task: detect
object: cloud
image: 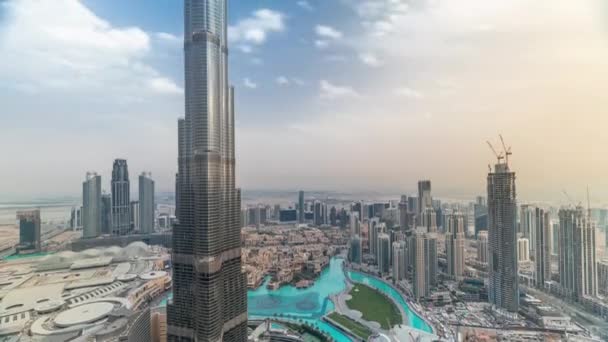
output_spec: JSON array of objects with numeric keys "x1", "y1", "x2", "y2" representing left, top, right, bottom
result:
[
  {"x1": 297, "y1": 1, "x2": 314, "y2": 11},
  {"x1": 148, "y1": 77, "x2": 184, "y2": 95},
  {"x1": 394, "y1": 87, "x2": 423, "y2": 99},
  {"x1": 155, "y1": 32, "x2": 180, "y2": 43},
  {"x1": 324, "y1": 55, "x2": 348, "y2": 63},
  {"x1": 351, "y1": 0, "x2": 410, "y2": 36},
  {"x1": 319, "y1": 80, "x2": 358, "y2": 99},
  {"x1": 276, "y1": 76, "x2": 290, "y2": 86},
  {"x1": 359, "y1": 52, "x2": 383, "y2": 67},
  {"x1": 0, "y1": 0, "x2": 180, "y2": 97},
  {"x1": 316, "y1": 25, "x2": 343, "y2": 40},
  {"x1": 314, "y1": 25, "x2": 343, "y2": 49},
  {"x1": 237, "y1": 45, "x2": 253, "y2": 53},
  {"x1": 228, "y1": 9, "x2": 285, "y2": 45},
  {"x1": 243, "y1": 78, "x2": 258, "y2": 89},
  {"x1": 315, "y1": 40, "x2": 330, "y2": 49},
  {"x1": 276, "y1": 76, "x2": 306, "y2": 87}
]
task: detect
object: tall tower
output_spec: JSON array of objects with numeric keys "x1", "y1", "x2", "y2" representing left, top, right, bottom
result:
[
  {"x1": 446, "y1": 213, "x2": 465, "y2": 280},
  {"x1": 298, "y1": 190, "x2": 305, "y2": 223},
  {"x1": 378, "y1": 233, "x2": 391, "y2": 274},
  {"x1": 16, "y1": 210, "x2": 41, "y2": 253},
  {"x1": 82, "y1": 172, "x2": 102, "y2": 239},
  {"x1": 558, "y1": 207, "x2": 597, "y2": 300},
  {"x1": 101, "y1": 193, "x2": 112, "y2": 235},
  {"x1": 139, "y1": 172, "x2": 155, "y2": 234},
  {"x1": 534, "y1": 207, "x2": 551, "y2": 289},
  {"x1": 168, "y1": 0, "x2": 248, "y2": 340},
  {"x1": 111, "y1": 159, "x2": 131, "y2": 236},
  {"x1": 417, "y1": 180, "x2": 432, "y2": 219},
  {"x1": 487, "y1": 148, "x2": 519, "y2": 313}
]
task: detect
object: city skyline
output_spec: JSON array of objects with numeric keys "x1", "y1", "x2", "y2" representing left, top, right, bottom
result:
[{"x1": 1, "y1": 0, "x2": 608, "y2": 201}]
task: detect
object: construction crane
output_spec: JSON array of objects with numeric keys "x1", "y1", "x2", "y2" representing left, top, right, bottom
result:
[
  {"x1": 486, "y1": 141, "x2": 504, "y2": 164},
  {"x1": 499, "y1": 134, "x2": 512, "y2": 166}
]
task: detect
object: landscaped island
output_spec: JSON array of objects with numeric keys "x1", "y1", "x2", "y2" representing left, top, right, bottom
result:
[
  {"x1": 346, "y1": 283, "x2": 403, "y2": 330},
  {"x1": 326, "y1": 312, "x2": 373, "y2": 340}
]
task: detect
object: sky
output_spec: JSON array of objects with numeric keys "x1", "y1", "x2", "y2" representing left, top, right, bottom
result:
[{"x1": 1, "y1": 0, "x2": 608, "y2": 203}]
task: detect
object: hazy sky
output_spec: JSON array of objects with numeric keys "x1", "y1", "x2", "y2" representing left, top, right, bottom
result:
[{"x1": 1, "y1": 0, "x2": 607, "y2": 203}]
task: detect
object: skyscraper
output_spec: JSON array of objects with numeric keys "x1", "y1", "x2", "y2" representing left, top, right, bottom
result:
[
  {"x1": 487, "y1": 155, "x2": 519, "y2": 313},
  {"x1": 139, "y1": 172, "x2": 155, "y2": 234},
  {"x1": 168, "y1": 0, "x2": 248, "y2": 340},
  {"x1": 534, "y1": 208, "x2": 551, "y2": 289},
  {"x1": 421, "y1": 207, "x2": 438, "y2": 233},
  {"x1": 130, "y1": 201, "x2": 140, "y2": 231},
  {"x1": 446, "y1": 213, "x2": 465, "y2": 280},
  {"x1": 349, "y1": 235, "x2": 362, "y2": 264},
  {"x1": 369, "y1": 217, "x2": 380, "y2": 255},
  {"x1": 350, "y1": 212, "x2": 360, "y2": 237},
  {"x1": 101, "y1": 193, "x2": 112, "y2": 235},
  {"x1": 559, "y1": 207, "x2": 597, "y2": 300},
  {"x1": 417, "y1": 180, "x2": 432, "y2": 219},
  {"x1": 412, "y1": 229, "x2": 436, "y2": 300},
  {"x1": 298, "y1": 190, "x2": 305, "y2": 223},
  {"x1": 82, "y1": 172, "x2": 102, "y2": 239},
  {"x1": 378, "y1": 233, "x2": 391, "y2": 275},
  {"x1": 392, "y1": 241, "x2": 405, "y2": 283},
  {"x1": 111, "y1": 159, "x2": 131, "y2": 236},
  {"x1": 520, "y1": 205, "x2": 535, "y2": 255},
  {"x1": 16, "y1": 210, "x2": 41, "y2": 253},
  {"x1": 477, "y1": 230, "x2": 489, "y2": 265}
]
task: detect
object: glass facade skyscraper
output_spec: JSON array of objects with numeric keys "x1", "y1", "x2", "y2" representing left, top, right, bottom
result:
[
  {"x1": 167, "y1": 0, "x2": 248, "y2": 340},
  {"x1": 487, "y1": 160, "x2": 519, "y2": 313},
  {"x1": 111, "y1": 159, "x2": 131, "y2": 236},
  {"x1": 82, "y1": 172, "x2": 102, "y2": 239},
  {"x1": 139, "y1": 172, "x2": 155, "y2": 234}
]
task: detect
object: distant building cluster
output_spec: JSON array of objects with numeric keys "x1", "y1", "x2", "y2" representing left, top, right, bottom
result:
[{"x1": 72, "y1": 159, "x2": 157, "y2": 239}]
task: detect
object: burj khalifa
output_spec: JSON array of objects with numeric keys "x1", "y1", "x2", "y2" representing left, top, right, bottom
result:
[{"x1": 167, "y1": 0, "x2": 248, "y2": 341}]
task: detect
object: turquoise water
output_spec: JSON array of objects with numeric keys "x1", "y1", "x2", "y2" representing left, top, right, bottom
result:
[
  {"x1": 159, "y1": 257, "x2": 432, "y2": 341},
  {"x1": 2, "y1": 251, "x2": 52, "y2": 261},
  {"x1": 347, "y1": 271, "x2": 433, "y2": 333},
  {"x1": 248, "y1": 258, "x2": 350, "y2": 341}
]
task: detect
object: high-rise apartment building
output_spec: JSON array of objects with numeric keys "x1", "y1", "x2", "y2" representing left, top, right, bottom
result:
[
  {"x1": 16, "y1": 210, "x2": 41, "y2": 253},
  {"x1": 559, "y1": 207, "x2": 597, "y2": 300},
  {"x1": 392, "y1": 241, "x2": 405, "y2": 283},
  {"x1": 139, "y1": 172, "x2": 155, "y2": 234},
  {"x1": 477, "y1": 230, "x2": 489, "y2": 265},
  {"x1": 446, "y1": 213, "x2": 465, "y2": 280},
  {"x1": 168, "y1": 0, "x2": 248, "y2": 340},
  {"x1": 518, "y1": 237, "x2": 530, "y2": 262},
  {"x1": 111, "y1": 159, "x2": 131, "y2": 236},
  {"x1": 520, "y1": 205, "x2": 536, "y2": 256},
  {"x1": 298, "y1": 191, "x2": 305, "y2": 223},
  {"x1": 369, "y1": 217, "x2": 380, "y2": 256},
  {"x1": 412, "y1": 229, "x2": 437, "y2": 300},
  {"x1": 418, "y1": 180, "x2": 432, "y2": 218},
  {"x1": 378, "y1": 233, "x2": 391, "y2": 275},
  {"x1": 349, "y1": 235, "x2": 362, "y2": 264},
  {"x1": 101, "y1": 193, "x2": 112, "y2": 235},
  {"x1": 422, "y1": 207, "x2": 438, "y2": 233},
  {"x1": 130, "y1": 201, "x2": 140, "y2": 231},
  {"x1": 82, "y1": 172, "x2": 102, "y2": 239},
  {"x1": 487, "y1": 156, "x2": 519, "y2": 313},
  {"x1": 534, "y1": 208, "x2": 551, "y2": 288},
  {"x1": 350, "y1": 212, "x2": 360, "y2": 237}
]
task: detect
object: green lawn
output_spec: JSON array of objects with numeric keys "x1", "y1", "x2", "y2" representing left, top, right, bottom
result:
[
  {"x1": 345, "y1": 283, "x2": 402, "y2": 329},
  {"x1": 327, "y1": 312, "x2": 373, "y2": 339}
]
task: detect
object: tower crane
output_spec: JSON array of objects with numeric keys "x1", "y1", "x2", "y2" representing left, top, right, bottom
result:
[
  {"x1": 499, "y1": 134, "x2": 512, "y2": 166},
  {"x1": 486, "y1": 141, "x2": 504, "y2": 164}
]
